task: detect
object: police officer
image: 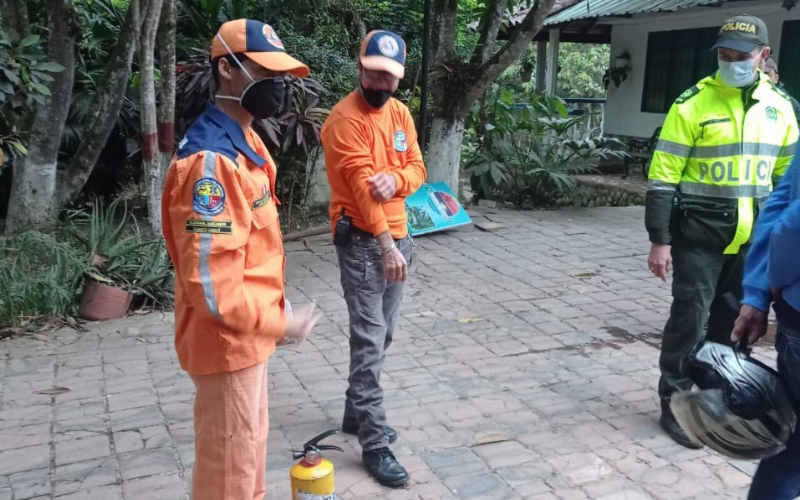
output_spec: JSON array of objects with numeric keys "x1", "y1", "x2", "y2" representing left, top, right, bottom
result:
[
  {"x1": 646, "y1": 15, "x2": 799, "y2": 448},
  {"x1": 161, "y1": 20, "x2": 321, "y2": 500}
]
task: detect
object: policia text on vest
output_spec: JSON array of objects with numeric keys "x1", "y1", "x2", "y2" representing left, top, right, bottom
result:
[
  {"x1": 699, "y1": 158, "x2": 774, "y2": 184},
  {"x1": 646, "y1": 72, "x2": 798, "y2": 256}
]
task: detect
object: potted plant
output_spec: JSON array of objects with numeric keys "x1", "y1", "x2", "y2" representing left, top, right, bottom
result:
[
  {"x1": 603, "y1": 51, "x2": 631, "y2": 89},
  {"x1": 67, "y1": 197, "x2": 173, "y2": 321}
]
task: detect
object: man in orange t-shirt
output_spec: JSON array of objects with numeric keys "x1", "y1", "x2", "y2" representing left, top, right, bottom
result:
[
  {"x1": 161, "y1": 20, "x2": 320, "y2": 500},
  {"x1": 321, "y1": 29, "x2": 426, "y2": 487}
]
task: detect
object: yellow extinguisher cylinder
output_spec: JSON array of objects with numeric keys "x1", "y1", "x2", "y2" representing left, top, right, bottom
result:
[{"x1": 290, "y1": 456, "x2": 335, "y2": 499}]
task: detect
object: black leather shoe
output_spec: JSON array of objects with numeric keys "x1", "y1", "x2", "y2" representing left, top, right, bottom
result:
[
  {"x1": 362, "y1": 447, "x2": 409, "y2": 487},
  {"x1": 660, "y1": 410, "x2": 703, "y2": 449},
  {"x1": 342, "y1": 419, "x2": 398, "y2": 444}
]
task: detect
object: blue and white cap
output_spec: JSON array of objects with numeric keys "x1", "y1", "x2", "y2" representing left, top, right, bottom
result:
[{"x1": 359, "y1": 30, "x2": 406, "y2": 79}]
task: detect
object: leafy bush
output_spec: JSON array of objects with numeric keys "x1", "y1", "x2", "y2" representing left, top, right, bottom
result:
[
  {"x1": 0, "y1": 231, "x2": 89, "y2": 327},
  {"x1": 273, "y1": 27, "x2": 358, "y2": 106},
  {"x1": 464, "y1": 84, "x2": 625, "y2": 208},
  {"x1": 0, "y1": 31, "x2": 65, "y2": 166},
  {"x1": 0, "y1": 196, "x2": 175, "y2": 327}
]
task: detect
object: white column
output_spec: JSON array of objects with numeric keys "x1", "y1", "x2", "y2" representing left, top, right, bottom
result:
[
  {"x1": 535, "y1": 41, "x2": 547, "y2": 93},
  {"x1": 546, "y1": 29, "x2": 560, "y2": 95}
]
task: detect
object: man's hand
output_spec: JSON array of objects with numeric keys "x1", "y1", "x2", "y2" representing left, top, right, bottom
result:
[
  {"x1": 282, "y1": 303, "x2": 322, "y2": 345},
  {"x1": 648, "y1": 243, "x2": 672, "y2": 282},
  {"x1": 368, "y1": 173, "x2": 397, "y2": 203},
  {"x1": 382, "y1": 246, "x2": 408, "y2": 282},
  {"x1": 731, "y1": 304, "x2": 769, "y2": 346}
]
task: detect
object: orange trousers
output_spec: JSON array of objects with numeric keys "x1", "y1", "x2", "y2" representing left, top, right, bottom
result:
[{"x1": 191, "y1": 361, "x2": 269, "y2": 500}]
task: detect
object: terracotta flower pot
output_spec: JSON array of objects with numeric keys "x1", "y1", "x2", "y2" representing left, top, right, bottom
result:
[{"x1": 79, "y1": 279, "x2": 133, "y2": 321}]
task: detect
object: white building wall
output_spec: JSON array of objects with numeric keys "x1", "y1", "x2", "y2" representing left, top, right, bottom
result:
[{"x1": 603, "y1": 0, "x2": 800, "y2": 138}]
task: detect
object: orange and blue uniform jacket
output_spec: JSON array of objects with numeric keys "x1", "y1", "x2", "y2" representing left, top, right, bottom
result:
[{"x1": 162, "y1": 104, "x2": 287, "y2": 376}]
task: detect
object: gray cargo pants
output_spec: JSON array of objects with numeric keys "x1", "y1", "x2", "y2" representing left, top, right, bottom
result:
[{"x1": 336, "y1": 229, "x2": 414, "y2": 451}]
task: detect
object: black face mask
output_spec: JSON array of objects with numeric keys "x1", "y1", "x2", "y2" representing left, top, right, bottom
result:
[
  {"x1": 361, "y1": 85, "x2": 393, "y2": 109},
  {"x1": 217, "y1": 77, "x2": 286, "y2": 119}
]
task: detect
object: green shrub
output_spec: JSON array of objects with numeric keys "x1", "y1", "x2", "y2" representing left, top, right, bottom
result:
[
  {"x1": 0, "y1": 231, "x2": 88, "y2": 327},
  {"x1": 0, "y1": 197, "x2": 174, "y2": 327},
  {"x1": 464, "y1": 85, "x2": 625, "y2": 208}
]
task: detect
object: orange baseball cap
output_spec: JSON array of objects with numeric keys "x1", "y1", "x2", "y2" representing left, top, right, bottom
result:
[
  {"x1": 359, "y1": 30, "x2": 406, "y2": 79},
  {"x1": 211, "y1": 19, "x2": 309, "y2": 78}
]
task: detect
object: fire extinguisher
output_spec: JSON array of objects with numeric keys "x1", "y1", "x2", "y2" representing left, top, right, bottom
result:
[{"x1": 290, "y1": 429, "x2": 343, "y2": 500}]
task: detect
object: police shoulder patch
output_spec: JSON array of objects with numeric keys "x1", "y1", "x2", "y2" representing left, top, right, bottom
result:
[
  {"x1": 765, "y1": 106, "x2": 778, "y2": 123},
  {"x1": 675, "y1": 85, "x2": 702, "y2": 105}
]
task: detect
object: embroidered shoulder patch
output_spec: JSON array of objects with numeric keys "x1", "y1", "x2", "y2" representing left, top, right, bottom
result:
[
  {"x1": 393, "y1": 130, "x2": 408, "y2": 152},
  {"x1": 185, "y1": 219, "x2": 232, "y2": 235},
  {"x1": 193, "y1": 178, "x2": 225, "y2": 216}
]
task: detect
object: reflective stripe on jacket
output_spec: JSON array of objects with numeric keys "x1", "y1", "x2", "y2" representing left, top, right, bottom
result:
[
  {"x1": 646, "y1": 71, "x2": 799, "y2": 254},
  {"x1": 162, "y1": 104, "x2": 287, "y2": 375}
]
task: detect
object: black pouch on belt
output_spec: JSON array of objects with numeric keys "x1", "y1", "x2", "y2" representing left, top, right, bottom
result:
[{"x1": 334, "y1": 208, "x2": 352, "y2": 246}]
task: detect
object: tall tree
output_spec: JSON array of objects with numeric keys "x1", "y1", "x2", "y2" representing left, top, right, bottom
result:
[
  {"x1": 426, "y1": 0, "x2": 557, "y2": 192},
  {"x1": 4, "y1": 0, "x2": 140, "y2": 234},
  {"x1": 138, "y1": 0, "x2": 176, "y2": 233},
  {"x1": 0, "y1": 0, "x2": 29, "y2": 45}
]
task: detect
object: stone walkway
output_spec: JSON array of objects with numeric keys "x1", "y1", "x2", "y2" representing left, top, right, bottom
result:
[{"x1": 0, "y1": 206, "x2": 774, "y2": 500}]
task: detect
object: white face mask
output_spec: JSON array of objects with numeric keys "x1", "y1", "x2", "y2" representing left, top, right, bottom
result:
[{"x1": 718, "y1": 59, "x2": 758, "y2": 88}]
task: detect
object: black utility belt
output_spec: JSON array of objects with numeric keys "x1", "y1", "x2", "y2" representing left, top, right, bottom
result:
[{"x1": 333, "y1": 207, "x2": 406, "y2": 247}]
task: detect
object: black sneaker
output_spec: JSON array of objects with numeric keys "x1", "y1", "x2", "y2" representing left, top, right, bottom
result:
[
  {"x1": 660, "y1": 410, "x2": 703, "y2": 449},
  {"x1": 362, "y1": 447, "x2": 409, "y2": 487},
  {"x1": 341, "y1": 418, "x2": 398, "y2": 444}
]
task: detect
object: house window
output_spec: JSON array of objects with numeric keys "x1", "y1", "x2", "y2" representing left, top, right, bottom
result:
[
  {"x1": 641, "y1": 27, "x2": 719, "y2": 114},
  {"x1": 779, "y1": 20, "x2": 800, "y2": 99}
]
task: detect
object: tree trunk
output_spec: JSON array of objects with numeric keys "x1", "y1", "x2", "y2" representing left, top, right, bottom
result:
[
  {"x1": 432, "y1": 0, "x2": 458, "y2": 64},
  {"x1": 425, "y1": 115, "x2": 465, "y2": 193},
  {"x1": 470, "y1": 0, "x2": 509, "y2": 65},
  {"x1": 138, "y1": 0, "x2": 166, "y2": 234},
  {"x1": 146, "y1": 0, "x2": 177, "y2": 235},
  {"x1": 57, "y1": 1, "x2": 140, "y2": 207},
  {"x1": 4, "y1": 0, "x2": 78, "y2": 235},
  {"x1": 0, "y1": 0, "x2": 30, "y2": 44},
  {"x1": 425, "y1": 0, "x2": 559, "y2": 193},
  {"x1": 351, "y1": 12, "x2": 366, "y2": 41}
]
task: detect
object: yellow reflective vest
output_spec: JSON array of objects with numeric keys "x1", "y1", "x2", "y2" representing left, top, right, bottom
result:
[{"x1": 645, "y1": 71, "x2": 799, "y2": 254}]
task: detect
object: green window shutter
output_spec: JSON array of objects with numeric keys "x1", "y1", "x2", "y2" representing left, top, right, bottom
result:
[
  {"x1": 641, "y1": 26, "x2": 718, "y2": 114},
  {"x1": 642, "y1": 31, "x2": 672, "y2": 113},
  {"x1": 779, "y1": 20, "x2": 800, "y2": 99}
]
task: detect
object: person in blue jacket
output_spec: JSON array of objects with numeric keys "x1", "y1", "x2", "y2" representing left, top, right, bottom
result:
[{"x1": 732, "y1": 154, "x2": 800, "y2": 499}]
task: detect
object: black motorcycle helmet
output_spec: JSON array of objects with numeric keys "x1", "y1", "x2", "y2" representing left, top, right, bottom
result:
[{"x1": 670, "y1": 341, "x2": 797, "y2": 460}]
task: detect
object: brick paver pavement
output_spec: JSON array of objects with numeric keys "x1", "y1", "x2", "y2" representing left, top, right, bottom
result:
[{"x1": 0, "y1": 206, "x2": 774, "y2": 500}]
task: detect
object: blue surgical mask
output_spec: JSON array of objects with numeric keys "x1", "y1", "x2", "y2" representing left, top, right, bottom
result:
[{"x1": 718, "y1": 59, "x2": 757, "y2": 88}]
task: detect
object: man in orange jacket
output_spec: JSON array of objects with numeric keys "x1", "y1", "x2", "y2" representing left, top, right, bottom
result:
[
  {"x1": 321, "y1": 29, "x2": 426, "y2": 487},
  {"x1": 161, "y1": 19, "x2": 320, "y2": 500}
]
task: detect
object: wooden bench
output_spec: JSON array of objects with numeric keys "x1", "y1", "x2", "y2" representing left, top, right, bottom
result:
[{"x1": 623, "y1": 127, "x2": 661, "y2": 179}]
